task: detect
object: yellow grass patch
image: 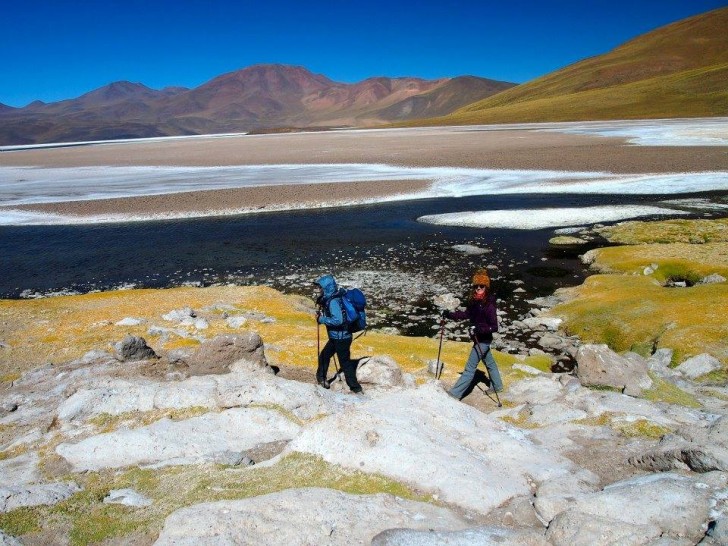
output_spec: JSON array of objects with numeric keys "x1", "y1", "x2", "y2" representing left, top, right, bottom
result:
[
  {"x1": 551, "y1": 218, "x2": 728, "y2": 367},
  {"x1": 1, "y1": 285, "x2": 547, "y2": 387},
  {"x1": 0, "y1": 453, "x2": 431, "y2": 546},
  {"x1": 598, "y1": 218, "x2": 728, "y2": 245}
]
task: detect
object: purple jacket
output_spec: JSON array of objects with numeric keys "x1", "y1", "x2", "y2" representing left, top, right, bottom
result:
[{"x1": 447, "y1": 294, "x2": 498, "y2": 343}]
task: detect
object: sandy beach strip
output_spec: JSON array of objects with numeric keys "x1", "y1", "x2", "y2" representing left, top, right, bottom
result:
[
  {"x1": 2, "y1": 127, "x2": 727, "y2": 173},
  {"x1": 4, "y1": 179, "x2": 433, "y2": 219}
]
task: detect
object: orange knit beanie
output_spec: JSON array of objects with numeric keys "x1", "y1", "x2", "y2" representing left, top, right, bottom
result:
[{"x1": 471, "y1": 269, "x2": 491, "y2": 289}]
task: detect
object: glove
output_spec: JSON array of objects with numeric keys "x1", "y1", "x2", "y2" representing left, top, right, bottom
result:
[{"x1": 441, "y1": 310, "x2": 450, "y2": 319}]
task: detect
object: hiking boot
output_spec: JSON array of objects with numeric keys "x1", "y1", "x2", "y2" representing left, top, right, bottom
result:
[{"x1": 317, "y1": 378, "x2": 330, "y2": 389}]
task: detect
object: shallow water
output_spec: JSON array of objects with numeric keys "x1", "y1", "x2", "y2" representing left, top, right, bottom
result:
[{"x1": 3, "y1": 191, "x2": 726, "y2": 340}]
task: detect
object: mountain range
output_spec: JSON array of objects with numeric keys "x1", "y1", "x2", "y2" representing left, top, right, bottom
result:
[
  {"x1": 0, "y1": 67, "x2": 513, "y2": 145},
  {"x1": 0, "y1": 6, "x2": 726, "y2": 146},
  {"x1": 429, "y1": 6, "x2": 728, "y2": 125}
]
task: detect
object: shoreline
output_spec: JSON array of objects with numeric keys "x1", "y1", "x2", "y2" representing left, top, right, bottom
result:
[
  {"x1": 3, "y1": 179, "x2": 432, "y2": 221},
  {"x1": 2, "y1": 126, "x2": 727, "y2": 173}
]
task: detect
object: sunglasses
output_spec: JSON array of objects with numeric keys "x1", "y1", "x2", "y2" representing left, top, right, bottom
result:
[{"x1": 473, "y1": 285, "x2": 487, "y2": 289}]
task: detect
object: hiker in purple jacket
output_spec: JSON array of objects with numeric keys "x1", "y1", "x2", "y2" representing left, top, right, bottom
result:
[{"x1": 443, "y1": 269, "x2": 503, "y2": 400}]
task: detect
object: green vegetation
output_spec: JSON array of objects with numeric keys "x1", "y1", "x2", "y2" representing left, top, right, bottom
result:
[
  {"x1": 552, "y1": 218, "x2": 728, "y2": 367},
  {"x1": 88, "y1": 407, "x2": 214, "y2": 433},
  {"x1": 575, "y1": 411, "x2": 673, "y2": 439},
  {"x1": 643, "y1": 375, "x2": 701, "y2": 408},
  {"x1": 0, "y1": 453, "x2": 430, "y2": 545},
  {"x1": 598, "y1": 218, "x2": 728, "y2": 246}
]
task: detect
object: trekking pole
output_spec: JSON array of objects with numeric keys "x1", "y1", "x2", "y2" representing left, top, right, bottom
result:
[
  {"x1": 435, "y1": 316, "x2": 445, "y2": 380},
  {"x1": 316, "y1": 314, "x2": 320, "y2": 360},
  {"x1": 327, "y1": 354, "x2": 342, "y2": 384},
  {"x1": 470, "y1": 329, "x2": 502, "y2": 407}
]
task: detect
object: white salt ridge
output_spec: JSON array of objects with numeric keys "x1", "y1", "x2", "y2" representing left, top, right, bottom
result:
[
  {"x1": 545, "y1": 117, "x2": 728, "y2": 146},
  {"x1": 418, "y1": 205, "x2": 689, "y2": 230},
  {"x1": 1, "y1": 163, "x2": 727, "y2": 226}
]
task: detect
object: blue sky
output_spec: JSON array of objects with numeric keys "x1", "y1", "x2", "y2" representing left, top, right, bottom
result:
[{"x1": 1, "y1": 0, "x2": 725, "y2": 107}]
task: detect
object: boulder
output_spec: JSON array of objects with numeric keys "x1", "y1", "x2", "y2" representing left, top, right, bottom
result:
[
  {"x1": 552, "y1": 473, "x2": 719, "y2": 542},
  {"x1": 285, "y1": 383, "x2": 592, "y2": 514},
  {"x1": 628, "y1": 435, "x2": 728, "y2": 473},
  {"x1": 676, "y1": 353, "x2": 722, "y2": 379},
  {"x1": 155, "y1": 488, "x2": 472, "y2": 546},
  {"x1": 576, "y1": 344, "x2": 652, "y2": 396},
  {"x1": 0, "y1": 452, "x2": 41, "y2": 488},
  {"x1": 162, "y1": 307, "x2": 196, "y2": 322},
  {"x1": 373, "y1": 526, "x2": 549, "y2": 545},
  {"x1": 115, "y1": 335, "x2": 158, "y2": 361},
  {"x1": 56, "y1": 407, "x2": 301, "y2": 471},
  {"x1": 0, "y1": 481, "x2": 81, "y2": 512},
  {"x1": 546, "y1": 509, "x2": 662, "y2": 546},
  {"x1": 451, "y1": 244, "x2": 491, "y2": 255},
  {"x1": 187, "y1": 333, "x2": 268, "y2": 375},
  {"x1": 699, "y1": 273, "x2": 726, "y2": 284},
  {"x1": 103, "y1": 488, "x2": 152, "y2": 507},
  {"x1": 356, "y1": 356, "x2": 406, "y2": 388}
]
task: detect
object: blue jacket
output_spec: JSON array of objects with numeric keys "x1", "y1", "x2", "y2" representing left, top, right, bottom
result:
[{"x1": 316, "y1": 275, "x2": 352, "y2": 340}]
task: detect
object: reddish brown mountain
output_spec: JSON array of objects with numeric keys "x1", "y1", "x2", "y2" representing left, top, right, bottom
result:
[{"x1": 0, "y1": 64, "x2": 514, "y2": 145}]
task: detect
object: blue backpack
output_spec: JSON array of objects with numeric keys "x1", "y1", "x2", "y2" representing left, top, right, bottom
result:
[{"x1": 339, "y1": 288, "x2": 367, "y2": 333}]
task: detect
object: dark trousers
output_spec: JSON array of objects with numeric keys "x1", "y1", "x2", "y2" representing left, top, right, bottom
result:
[{"x1": 317, "y1": 337, "x2": 362, "y2": 392}]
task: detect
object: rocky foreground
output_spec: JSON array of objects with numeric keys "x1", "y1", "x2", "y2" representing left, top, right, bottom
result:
[{"x1": 1, "y1": 312, "x2": 727, "y2": 544}]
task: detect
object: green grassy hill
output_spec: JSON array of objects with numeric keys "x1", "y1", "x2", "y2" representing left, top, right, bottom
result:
[{"x1": 419, "y1": 7, "x2": 728, "y2": 124}]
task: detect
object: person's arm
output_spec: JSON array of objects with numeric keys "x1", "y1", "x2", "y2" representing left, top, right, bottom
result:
[{"x1": 319, "y1": 298, "x2": 345, "y2": 327}]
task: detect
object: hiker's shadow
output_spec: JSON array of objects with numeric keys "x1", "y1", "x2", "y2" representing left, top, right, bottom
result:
[{"x1": 461, "y1": 369, "x2": 492, "y2": 398}]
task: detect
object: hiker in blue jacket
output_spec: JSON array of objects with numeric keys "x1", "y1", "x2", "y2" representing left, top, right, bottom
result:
[{"x1": 314, "y1": 274, "x2": 364, "y2": 394}]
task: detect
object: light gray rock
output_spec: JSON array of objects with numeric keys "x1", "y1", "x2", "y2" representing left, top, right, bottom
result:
[
  {"x1": 647, "y1": 348, "x2": 676, "y2": 376},
  {"x1": 699, "y1": 273, "x2": 726, "y2": 284},
  {"x1": 427, "y1": 359, "x2": 444, "y2": 376},
  {"x1": 433, "y1": 293, "x2": 460, "y2": 311},
  {"x1": 559, "y1": 473, "x2": 717, "y2": 542},
  {"x1": 115, "y1": 317, "x2": 144, "y2": 326},
  {"x1": 628, "y1": 435, "x2": 728, "y2": 473},
  {"x1": 0, "y1": 531, "x2": 23, "y2": 546},
  {"x1": 0, "y1": 481, "x2": 81, "y2": 512},
  {"x1": 537, "y1": 333, "x2": 564, "y2": 350},
  {"x1": 451, "y1": 244, "x2": 491, "y2": 255},
  {"x1": 356, "y1": 356, "x2": 404, "y2": 388},
  {"x1": 522, "y1": 316, "x2": 563, "y2": 331},
  {"x1": 286, "y1": 383, "x2": 592, "y2": 514},
  {"x1": 162, "y1": 307, "x2": 196, "y2": 322},
  {"x1": 534, "y1": 473, "x2": 600, "y2": 523},
  {"x1": 0, "y1": 402, "x2": 18, "y2": 418},
  {"x1": 576, "y1": 344, "x2": 652, "y2": 396},
  {"x1": 0, "y1": 452, "x2": 41, "y2": 488},
  {"x1": 103, "y1": 488, "x2": 152, "y2": 507},
  {"x1": 676, "y1": 353, "x2": 722, "y2": 379},
  {"x1": 225, "y1": 316, "x2": 247, "y2": 328},
  {"x1": 372, "y1": 526, "x2": 549, "y2": 545},
  {"x1": 56, "y1": 407, "x2": 301, "y2": 471},
  {"x1": 115, "y1": 335, "x2": 157, "y2": 361},
  {"x1": 546, "y1": 509, "x2": 662, "y2": 546},
  {"x1": 75, "y1": 349, "x2": 114, "y2": 365},
  {"x1": 154, "y1": 487, "x2": 472, "y2": 546},
  {"x1": 512, "y1": 364, "x2": 543, "y2": 376},
  {"x1": 187, "y1": 333, "x2": 267, "y2": 375}
]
